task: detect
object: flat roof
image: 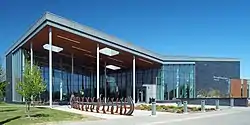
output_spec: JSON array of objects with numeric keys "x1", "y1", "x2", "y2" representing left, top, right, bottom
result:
[{"x1": 5, "y1": 12, "x2": 240, "y2": 62}]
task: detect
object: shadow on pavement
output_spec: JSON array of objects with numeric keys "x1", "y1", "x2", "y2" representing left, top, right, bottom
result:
[
  {"x1": 0, "y1": 116, "x2": 21, "y2": 125},
  {"x1": 0, "y1": 109, "x2": 17, "y2": 112},
  {"x1": 30, "y1": 113, "x2": 50, "y2": 117},
  {"x1": 35, "y1": 107, "x2": 47, "y2": 109}
]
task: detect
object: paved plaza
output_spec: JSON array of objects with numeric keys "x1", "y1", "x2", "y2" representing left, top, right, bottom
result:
[{"x1": 52, "y1": 105, "x2": 250, "y2": 125}]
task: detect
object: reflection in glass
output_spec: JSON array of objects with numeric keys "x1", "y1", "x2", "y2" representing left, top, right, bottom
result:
[{"x1": 163, "y1": 64, "x2": 195, "y2": 100}]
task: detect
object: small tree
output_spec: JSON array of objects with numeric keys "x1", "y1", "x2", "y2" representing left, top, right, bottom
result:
[
  {"x1": 0, "y1": 82, "x2": 6, "y2": 102},
  {"x1": 0, "y1": 64, "x2": 6, "y2": 102},
  {"x1": 16, "y1": 62, "x2": 46, "y2": 117}
]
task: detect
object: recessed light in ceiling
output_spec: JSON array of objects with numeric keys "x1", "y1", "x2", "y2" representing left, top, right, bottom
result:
[
  {"x1": 72, "y1": 46, "x2": 91, "y2": 53},
  {"x1": 57, "y1": 35, "x2": 80, "y2": 44}
]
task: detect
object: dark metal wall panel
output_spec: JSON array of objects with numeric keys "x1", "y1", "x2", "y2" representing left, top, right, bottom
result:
[
  {"x1": 5, "y1": 53, "x2": 12, "y2": 102},
  {"x1": 195, "y1": 61, "x2": 240, "y2": 96}
]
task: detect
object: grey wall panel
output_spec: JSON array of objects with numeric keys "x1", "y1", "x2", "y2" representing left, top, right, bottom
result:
[{"x1": 5, "y1": 53, "x2": 12, "y2": 102}]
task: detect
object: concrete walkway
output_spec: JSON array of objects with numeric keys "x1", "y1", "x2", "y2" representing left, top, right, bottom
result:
[
  {"x1": 52, "y1": 105, "x2": 178, "y2": 120},
  {"x1": 136, "y1": 103, "x2": 232, "y2": 109},
  {"x1": 51, "y1": 102, "x2": 239, "y2": 120},
  {"x1": 55, "y1": 108, "x2": 250, "y2": 125}
]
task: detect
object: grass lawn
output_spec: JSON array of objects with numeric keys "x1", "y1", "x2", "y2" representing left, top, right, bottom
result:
[
  {"x1": 0, "y1": 102, "x2": 7, "y2": 106},
  {"x1": 0, "y1": 102, "x2": 24, "y2": 107},
  {"x1": 0, "y1": 104, "x2": 99, "y2": 125}
]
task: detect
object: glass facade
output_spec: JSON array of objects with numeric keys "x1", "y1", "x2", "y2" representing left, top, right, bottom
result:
[
  {"x1": 38, "y1": 66, "x2": 161, "y2": 102},
  {"x1": 31, "y1": 50, "x2": 162, "y2": 102},
  {"x1": 162, "y1": 63, "x2": 195, "y2": 100},
  {"x1": 6, "y1": 48, "x2": 240, "y2": 102}
]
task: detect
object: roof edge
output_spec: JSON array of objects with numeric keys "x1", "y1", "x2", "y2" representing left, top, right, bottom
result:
[
  {"x1": 162, "y1": 55, "x2": 240, "y2": 62},
  {"x1": 5, "y1": 11, "x2": 240, "y2": 63}
]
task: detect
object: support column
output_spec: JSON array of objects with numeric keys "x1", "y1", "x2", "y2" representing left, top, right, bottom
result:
[
  {"x1": 30, "y1": 42, "x2": 33, "y2": 68},
  {"x1": 49, "y1": 27, "x2": 53, "y2": 108},
  {"x1": 30, "y1": 42, "x2": 33, "y2": 103},
  {"x1": 176, "y1": 68, "x2": 179, "y2": 98},
  {"x1": 97, "y1": 44, "x2": 100, "y2": 99},
  {"x1": 71, "y1": 54, "x2": 74, "y2": 94},
  {"x1": 104, "y1": 62, "x2": 107, "y2": 103},
  {"x1": 133, "y1": 56, "x2": 136, "y2": 103},
  {"x1": 60, "y1": 58, "x2": 63, "y2": 101}
]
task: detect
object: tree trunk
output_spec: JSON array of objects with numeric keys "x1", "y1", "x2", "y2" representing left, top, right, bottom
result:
[
  {"x1": 25, "y1": 100, "x2": 30, "y2": 117},
  {"x1": 27, "y1": 101, "x2": 30, "y2": 118},
  {"x1": 25, "y1": 98, "x2": 31, "y2": 118}
]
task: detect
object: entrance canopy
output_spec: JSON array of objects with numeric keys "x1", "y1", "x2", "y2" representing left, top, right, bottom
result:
[
  {"x1": 6, "y1": 12, "x2": 163, "y2": 106},
  {"x1": 16, "y1": 15, "x2": 162, "y2": 70}
]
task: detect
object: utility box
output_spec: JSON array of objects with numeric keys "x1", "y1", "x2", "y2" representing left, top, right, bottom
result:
[{"x1": 142, "y1": 84, "x2": 157, "y2": 103}]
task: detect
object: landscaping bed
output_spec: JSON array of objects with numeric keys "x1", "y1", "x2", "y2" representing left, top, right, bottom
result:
[{"x1": 135, "y1": 104, "x2": 216, "y2": 113}]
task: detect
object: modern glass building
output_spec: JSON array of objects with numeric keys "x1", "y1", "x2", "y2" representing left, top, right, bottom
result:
[{"x1": 5, "y1": 12, "x2": 240, "y2": 105}]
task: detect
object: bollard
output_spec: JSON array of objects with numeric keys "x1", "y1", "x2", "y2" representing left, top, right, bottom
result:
[
  {"x1": 215, "y1": 99, "x2": 220, "y2": 110},
  {"x1": 151, "y1": 98, "x2": 156, "y2": 116},
  {"x1": 230, "y1": 98, "x2": 234, "y2": 108},
  {"x1": 183, "y1": 101, "x2": 188, "y2": 114},
  {"x1": 201, "y1": 100, "x2": 206, "y2": 112}
]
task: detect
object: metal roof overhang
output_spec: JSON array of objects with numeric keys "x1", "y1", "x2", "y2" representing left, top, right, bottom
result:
[
  {"x1": 5, "y1": 12, "x2": 240, "y2": 64},
  {"x1": 5, "y1": 12, "x2": 163, "y2": 64},
  {"x1": 6, "y1": 12, "x2": 162, "y2": 69}
]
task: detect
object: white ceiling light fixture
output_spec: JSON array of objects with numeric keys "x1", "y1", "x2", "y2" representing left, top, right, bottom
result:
[
  {"x1": 106, "y1": 65, "x2": 121, "y2": 70},
  {"x1": 43, "y1": 44, "x2": 63, "y2": 53},
  {"x1": 100, "y1": 47, "x2": 119, "y2": 56}
]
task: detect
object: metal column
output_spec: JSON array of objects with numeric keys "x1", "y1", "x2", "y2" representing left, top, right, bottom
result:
[
  {"x1": 30, "y1": 42, "x2": 33, "y2": 68},
  {"x1": 104, "y1": 62, "x2": 107, "y2": 103},
  {"x1": 60, "y1": 58, "x2": 63, "y2": 101},
  {"x1": 71, "y1": 53, "x2": 74, "y2": 94},
  {"x1": 30, "y1": 42, "x2": 33, "y2": 103},
  {"x1": 133, "y1": 56, "x2": 136, "y2": 103},
  {"x1": 176, "y1": 68, "x2": 179, "y2": 98},
  {"x1": 49, "y1": 27, "x2": 53, "y2": 108},
  {"x1": 97, "y1": 44, "x2": 100, "y2": 99}
]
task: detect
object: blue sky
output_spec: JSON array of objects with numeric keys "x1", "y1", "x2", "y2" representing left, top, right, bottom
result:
[{"x1": 0, "y1": 0, "x2": 249, "y2": 78}]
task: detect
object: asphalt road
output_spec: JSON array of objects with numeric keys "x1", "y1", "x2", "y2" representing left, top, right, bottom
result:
[{"x1": 58, "y1": 107, "x2": 250, "y2": 125}]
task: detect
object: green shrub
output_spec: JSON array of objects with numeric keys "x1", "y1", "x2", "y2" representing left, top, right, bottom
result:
[
  {"x1": 160, "y1": 105, "x2": 165, "y2": 108},
  {"x1": 190, "y1": 107, "x2": 199, "y2": 112},
  {"x1": 176, "y1": 109, "x2": 183, "y2": 113},
  {"x1": 156, "y1": 105, "x2": 163, "y2": 111},
  {"x1": 167, "y1": 105, "x2": 176, "y2": 109},
  {"x1": 197, "y1": 107, "x2": 201, "y2": 111},
  {"x1": 175, "y1": 106, "x2": 183, "y2": 110},
  {"x1": 205, "y1": 108, "x2": 215, "y2": 111}
]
